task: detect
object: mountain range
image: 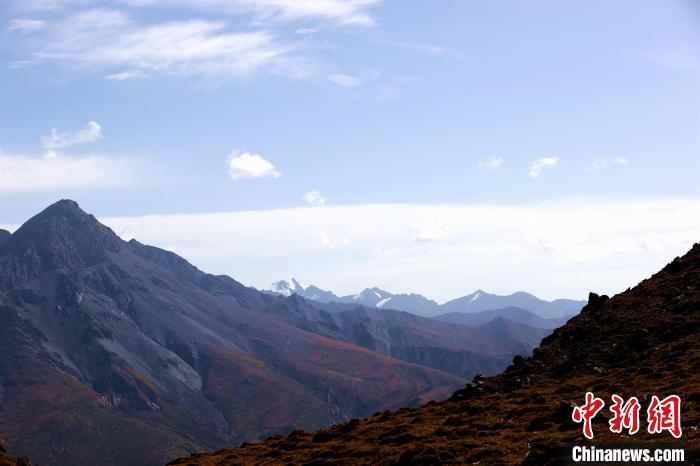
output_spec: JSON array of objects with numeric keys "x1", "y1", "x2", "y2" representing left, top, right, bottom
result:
[
  {"x1": 267, "y1": 279, "x2": 585, "y2": 318},
  {"x1": 0, "y1": 201, "x2": 550, "y2": 466},
  {"x1": 434, "y1": 306, "x2": 572, "y2": 329},
  {"x1": 174, "y1": 240, "x2": 700, "y2": 465}
]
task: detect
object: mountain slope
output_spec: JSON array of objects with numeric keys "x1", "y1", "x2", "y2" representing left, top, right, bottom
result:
[
  {"x1": 441, "y1": 290, "x2": 584, "y2": 318},
  {"x1": 267, "y1": 297, "x2": 549, "y2": 379},
  {"x1": 0, "y1": 230, "x2": 10, "y2": 246},
  {"x1": 434, "y1": 306, "x2": 571, "y2": 329},
  {"x1": 174, "y1": 243, "x2": 700, "y2": 465},
  {"x1": 0, "y1": 201, "x2": 469, "y2": 466}
]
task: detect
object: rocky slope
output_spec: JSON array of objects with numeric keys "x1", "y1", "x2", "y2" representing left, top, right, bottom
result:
[
  {"x1": 0, "y1": 200, "x2": 545, "y2": 466},
  {"x1": 173, "y1": 242, "x2": 700, "y2": 465}
]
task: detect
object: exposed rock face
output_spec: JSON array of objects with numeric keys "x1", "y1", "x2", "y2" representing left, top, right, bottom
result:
[
  {"x1": 171, "y1": 243, "x2": 700, "y2": 465},
  {"x1": 0, "y1": 201, "x2": 542, "y2": 466}
]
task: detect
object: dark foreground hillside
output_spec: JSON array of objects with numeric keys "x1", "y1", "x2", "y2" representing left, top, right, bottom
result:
[{"x1": 172, "y1": 243, "x2": 700, "y2": 465}]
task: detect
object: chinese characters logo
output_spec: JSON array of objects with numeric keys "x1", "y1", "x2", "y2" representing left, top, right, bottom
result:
[{"x1": 571, "y1": 392, "x2": 681, "y2": 439}]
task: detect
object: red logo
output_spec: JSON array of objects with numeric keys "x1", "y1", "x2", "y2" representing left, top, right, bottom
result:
[
  {"x1": 571, "y1": 393, "x2": 682, "y2": 439},
  {"x1": 609, "y1": 394, "x2": 641, "y2": 435},
  {"x1": 647, "y1": 395, "x2": 682, "y2": 438},
  {"x1": 572, "y1": 392, "x2": 605, "y2": 439}
]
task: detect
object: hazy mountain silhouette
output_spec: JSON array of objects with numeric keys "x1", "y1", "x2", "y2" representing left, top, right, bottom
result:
[
  {"x1": 434, "y1": 306, "x2": 572, "y2": 329},
  {"x1": 267, "y1": 280, "x2": 584, "y2": 318}
]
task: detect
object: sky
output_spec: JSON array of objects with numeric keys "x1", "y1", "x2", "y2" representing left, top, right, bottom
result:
[{"x1": 0, "y1": 0, "x2": 699, "y2": 302}]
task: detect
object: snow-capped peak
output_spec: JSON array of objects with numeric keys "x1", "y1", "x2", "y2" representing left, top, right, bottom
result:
[
  {"x1": 268, "y1": 278, "x2": 308, "y2": 296},
  {"x1": 376, "y1": 297, "x2": 392, "y2": 308},
  {"x1": 470, "y1": 291, "x2": 482, "y2": 302}
]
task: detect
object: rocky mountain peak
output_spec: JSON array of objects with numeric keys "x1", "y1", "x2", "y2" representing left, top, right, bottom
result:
[{"x1": 0, "y1": 199, "x2": 122, "y2": 275}]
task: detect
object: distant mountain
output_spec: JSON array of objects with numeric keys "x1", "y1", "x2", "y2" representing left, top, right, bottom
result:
[
  {"x1": 440, "y1": 290, "x2": 584, "y2": 318},
  {"x1": 265, "y1": 296, "x2": 549, "y2": 379},
  {"x1": 268, "y1": 278, "x2": 339, "y2": 302},
  {"x1": 0, "y1": 201, "x2": 544, "y2": 466},
  {"x1": 372, "y1": 292, "x2": 441, "y2": 315},
  {"x1": 177, "y1": 241, "x2": 700, "y2": 465},
  {"x1": 266, "y1": 281, "x2": 442, "y2": 315},
  {"x1": 266, "y1": 280, "x2": 583, "y2": 318},
  {"x1": 434, "y1": 306, "x2": 572, "y2": 329}
]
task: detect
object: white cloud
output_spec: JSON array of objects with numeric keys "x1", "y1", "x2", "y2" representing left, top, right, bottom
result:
[
  {"x1": 8, "y1": 19, "x2": 47, "y2": 32},
  {"x1": 529, "y1": 157, "x2": 559, "y2": 178},
  {"x1": 119, "y1": 0, "x2": 381, "y2": 26},
  {"x1": 327, "y1": 73, "x2": 363, "y2": 87},
  {"x1": 303, "y1": 190, "x2": 327, "y2": 206},
  {"x1": 295, "y1": 27, "x2": 320, "y2": 35},
  {"x1": 478, "y1": 156, "x2": 504, "y2": 172},
  {"x1": 14, "y1": 9, "x2": 309, "y2": 80},
  {"x1": 101, "y1": 199, "x2": 700, "y2": 302},
  {"x1": 586, "y1": 157, "x2": 629, "y2": 171},
  {"x1": 384, "y1": 40, "x2": 464, "y2": 58},
  {"x1": 41, "y1": 121, "x2": 102, "y2": 150},
  {"x1": 409, "y1": 220, "x2": 447, "y2": 241},
  {"x1": 228, "y1": 151, "x2": 281, "y2": 179},
  {"x1": 326, "y1": 69, "x2": 380, "y2": 88},
  {"x1": 105, "y1": 70, "x2": 147, "y2": 81},
  {"x1": 0, "y1": 151, "x2": 131, "y2": 192},
  {"x1": 11, "y1": 0, "x2": 91, "y2": 11}
]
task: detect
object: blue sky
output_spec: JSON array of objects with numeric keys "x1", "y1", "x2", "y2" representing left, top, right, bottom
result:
[{"x1": 0, "y1": 0, "x2": 699, "y2": 301}]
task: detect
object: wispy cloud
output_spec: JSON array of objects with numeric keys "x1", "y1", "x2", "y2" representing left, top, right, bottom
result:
[
  {"x1": 11, "y1": 0, "x2": 91, "y2": 11},
  {"x1": 119, "y1": 0, "x2": 382, "y2": 27},
  {"x1": 8, "y1": 19, "x2": 47, "y2": 32},
  {"x1": 529, "y1": 157, "x2": 559, "y2": 178},
  {"x1": 295, "y1": 26, "x2": 321, "y2": 35},
  {"x1": 326, "y1": 69, "x2": 380, "y2": 87},
  {"x1": 384, "y1": 39, "x2": 464, "y2": 58},
  {"x1": 478, "y1": 156, "x2": 504, "y2": 172},
  {"x1": 41, "y1": 121, "x2": 102, "y2": 149},
  {"x1": 326, "y1": 73, "x2": 363, "y2": 87},
  {"x1": 586, "y1": 157, "x2": 628, "y2": 171},
  {"x1": 11, "y1": 9, "x2": 310, "y2": 80},
  {"x1": 105, "y1": 70, "x2": 148, "y2": 81},
  {"x1": 228, "y1": 151, "x2": 281, "y2": 179},
  {"x1": 8, "y1": 1, "x2": 382, "y2": 81},
  {"x1": 303, "y1": 190, "x2": 327, "y2": 206},
  {"x1": 0, "y1": 151, "x2": 131, "y2": 192}
]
